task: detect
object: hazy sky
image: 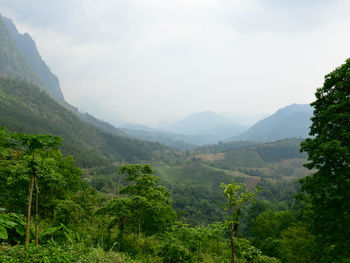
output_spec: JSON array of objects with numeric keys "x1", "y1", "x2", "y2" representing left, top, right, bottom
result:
[{"x1": 1, "y1": 0, "x2": 350, "y2": 125}]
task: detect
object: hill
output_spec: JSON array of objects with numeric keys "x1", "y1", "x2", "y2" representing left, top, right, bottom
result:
[
  {"x1": 194, "y1": 138, "x2": 308, "y2": 179},
  {"x1": 0, "y1": 77, "x2": 172, "y2": 167},
  {"x1": 226, "y1": 104, "x2": 313, "y2": 142}
]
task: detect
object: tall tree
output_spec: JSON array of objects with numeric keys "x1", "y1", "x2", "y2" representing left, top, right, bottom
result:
[
  {"x1": 0, "y1": 128, "x2": 62, "y2": 246},
  {"x1": 300, "y1": 58, "x2": 350, "y2": 261},
  {"x1": 16, "y1": 133, "x2": 62, "y2": 247}
]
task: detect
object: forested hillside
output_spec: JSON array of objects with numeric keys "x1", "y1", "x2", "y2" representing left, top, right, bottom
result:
[
  {"x1": 227, "y1": 104, "x2": 312, "y2": 142},
  {"x1": 0, "y1": 77, "x2": 172, "y2": 167}
]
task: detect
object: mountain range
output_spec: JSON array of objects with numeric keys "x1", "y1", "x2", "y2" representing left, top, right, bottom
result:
[
  {"x1": 122, "y1": 105, "x2": 312, "y2": 148},
  {"x1": 0, "y1": 14, "x2": 311, "y2": 227},
  {"x1": 0, "y1": 14, "x2": 313, "y2": 153}
]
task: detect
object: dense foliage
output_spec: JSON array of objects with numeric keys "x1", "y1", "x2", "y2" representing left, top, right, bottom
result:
[
  {"x1": 1, "y1": 128, "x2": 294, "y2": 262},
  {"x1": 300, "y1": 58, "x2": 350, "y2": 261}
]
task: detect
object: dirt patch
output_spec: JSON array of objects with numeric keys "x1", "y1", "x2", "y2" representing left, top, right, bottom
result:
[{"x1": 195, "y1": 153, "x2": 225, "y2": 162}]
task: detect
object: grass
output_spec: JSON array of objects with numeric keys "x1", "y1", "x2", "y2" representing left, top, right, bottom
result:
[{"x1": 0, "y1": 243, "x2": 133, "y2": 263}]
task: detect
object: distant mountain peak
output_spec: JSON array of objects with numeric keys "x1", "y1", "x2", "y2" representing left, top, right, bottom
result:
[
  {"x1": 275, "y1": 103, "x2": 312, "y2": 114},
  {"x1": 225, "y1": 103, "x2": 313, "y2": 143}
]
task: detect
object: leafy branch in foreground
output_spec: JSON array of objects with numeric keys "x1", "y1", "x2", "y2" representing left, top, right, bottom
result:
[{"x1": 221, "y1": 182, "x2": 261, "y2": 263}]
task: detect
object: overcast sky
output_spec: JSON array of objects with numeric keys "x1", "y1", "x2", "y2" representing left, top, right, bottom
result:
[{"x1": 1, "y1": 0, "x2": 350, "y2": 125}]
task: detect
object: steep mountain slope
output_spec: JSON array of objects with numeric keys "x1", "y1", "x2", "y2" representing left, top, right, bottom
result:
[
  {"x1": 226, "y1": 104, "x2": 313, "y2": 142},
  {"x1": 0, "y1": 77, "x2": 170, "y2": 167},
  {"x1": 3, "y1": 16, "x2": 64, "y2": 101},
  {"x1": 0, "y1": 15, "x2": 42, "y2": 86},
  {"x1": 0, "y1": 15, "x2": 128, "y2": 138}
]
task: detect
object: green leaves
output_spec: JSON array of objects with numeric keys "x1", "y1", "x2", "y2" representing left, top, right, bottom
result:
[
  {"x1": 0, "y1": 212, "x2": 26, "y2": 240},
  {"x1": 15, "y1": 133, "x2": 62, "y2": 154},
  {"x1": 221, "y1": 183, "x2": 261, "y2": 220},
  {"x1": 0, "y1": 225, "x2": 7, "y2": 240},
  {"x1": 98, "y1": 164, "x2": 176, "y2": 237},
  {"x1": 300, "y1": 58, "x2": 350, "y2": 260}
]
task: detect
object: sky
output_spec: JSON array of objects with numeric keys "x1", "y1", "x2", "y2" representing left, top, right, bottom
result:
[{"x1": 1, "y1": 0, "x2": 350, "y2": 126}]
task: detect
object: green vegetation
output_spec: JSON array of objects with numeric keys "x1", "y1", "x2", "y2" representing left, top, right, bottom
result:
[
  {"x1": 221, "y1": 183, "x2": 260, "y2": 263},
  {"x1": 1, "y1": 128, "x2": 284, "y2": 262},
  {"x1": 227, "y1": 104, "x2": 312, "y2": 142},
  {"x1": 300, "y1": 58, "x2": 350, "y2": 261},
  {"x1": 0, "y1": 77, "x2": 175, "y2": 167},
  {"x1": 0, "y1": 75, "x2": 320, "y2": 262}
]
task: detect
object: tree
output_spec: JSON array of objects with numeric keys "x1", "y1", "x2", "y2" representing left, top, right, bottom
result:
[
  {"x1": 300, "y1": 58, "x2": 350, "y2": 261},
  {"x1": 221, "y1": 182, "x2": 260, "y2": 263},
  {"x1": 99, "y1": 164, "x2": 176, "y2": 240},
  {"x1": 15, "y1": 133, "x2": 62, "y2": 247},
  {"x1": 0, "y1": 127, "x2": 68, "y2": 246}
]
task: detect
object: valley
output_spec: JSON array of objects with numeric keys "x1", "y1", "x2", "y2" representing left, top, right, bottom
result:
[{"x1": 0, "y1": 12, "x2": 348, "y2": 263}]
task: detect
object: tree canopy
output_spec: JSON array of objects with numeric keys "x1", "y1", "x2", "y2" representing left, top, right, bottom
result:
[{"x1": 300, "y1": 58, "x2": 350, "y2": 261}]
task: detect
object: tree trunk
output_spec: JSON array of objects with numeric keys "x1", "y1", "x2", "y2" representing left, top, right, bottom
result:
[
  {"x1": 25, "y1": 175, "x2": 35, "y2": 247},
  {"x1": 34, "y1": 176, "x2": 39, "y2": 246},
  {"x1": 117, "y1": 174, "x2": 121, "y2": 196},
  {"x1": 138, "y1": 207, "x2": 143, "y2": 238},
  {"x1": 230, "y1": 223, "x2": 239, "y2": 263}
]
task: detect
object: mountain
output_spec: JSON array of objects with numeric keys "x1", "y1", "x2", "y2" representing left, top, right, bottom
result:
[
  {"x1": 121, "y1": 123, "x2": 249, "y2": 149},
  {"x1": 118, "y1": 112, "x2": 250, "y2": 148},
  {"x1": 0, "y1": 15, "x2": 42, "y2": 87},
  {"x1": 153, "y1": 111, "x2": 248, "y2": 145},
  {"x1": 225, "y1": 104, "x2": 313, "y2": 142},
  {"x1": 0, "y1": 77, "x2": 173, "y2": 167},
  {"x1": 3, "y1": 16, "x2": 64, "y2": 101},
  {"x1": 170, "y1": 111, "x2": 247, "y2": 135},
  {"x1": 0, "y1": 15, "x2": 130, "y2": 138}
]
